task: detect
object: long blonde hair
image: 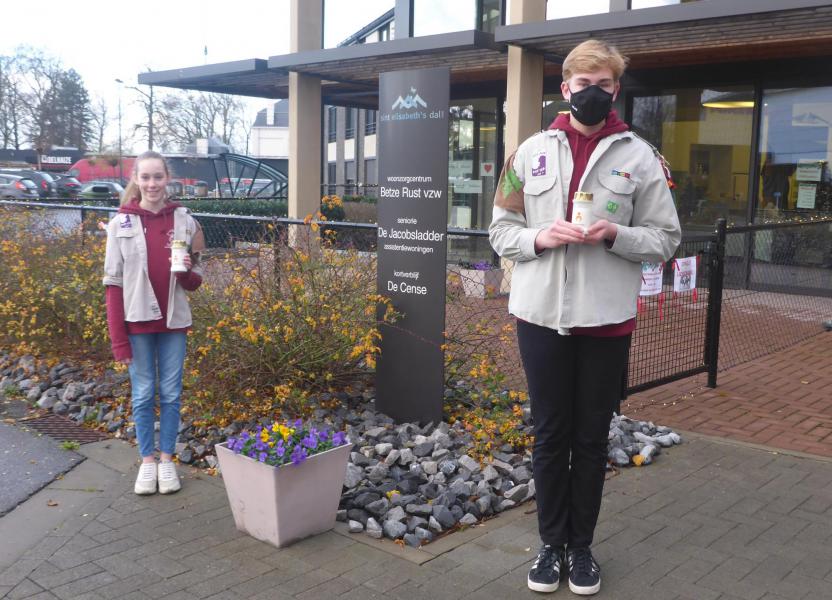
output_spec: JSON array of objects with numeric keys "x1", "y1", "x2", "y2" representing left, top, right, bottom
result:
[{"x1": 120, "y1": 150, "x2": 172, "y2": 206}]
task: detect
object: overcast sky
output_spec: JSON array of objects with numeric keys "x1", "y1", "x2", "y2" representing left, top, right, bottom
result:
[
  {"x1": 1, "y1": 0, "x2": 679, "y2": 150},
  {"x1": 0, "y1": 0, "x2": 394, "y2": 150}
]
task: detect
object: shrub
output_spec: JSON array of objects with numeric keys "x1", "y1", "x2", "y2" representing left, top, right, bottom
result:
[
  {"x1": 0, "y1": 207, "x2": 109, "y2": 358},
  {"x1": 186, "y1": 224, "x2": 396, "y2": 424},
  {"x1": 319, "y1": 195, "x2": 346, "y2": 221},
  {"x1": 179, "y1": 198, "x2": 288, "y2": 217}
]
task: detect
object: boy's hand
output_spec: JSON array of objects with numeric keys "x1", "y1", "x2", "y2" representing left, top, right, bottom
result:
[
  {"x1": 534, "y1": 219, "x2": 588, "y2": 252},
  {"x1": 584, "y1": 219, "x2": 617, "y2": 246}
]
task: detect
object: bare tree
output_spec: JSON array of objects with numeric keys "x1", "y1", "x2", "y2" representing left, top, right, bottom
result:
[
  {"x1": 0, "y1": 54, "x2": 27, "y2": 149},
  {"x1": 1, "y1": 46, "x2": 92, "y2": 151},
  {"x1": 154, "y1": 90, "x2": 245, "y2": 152},
  {"x1": 88, "y1": 96, "x2": 109, "y2": 153}
]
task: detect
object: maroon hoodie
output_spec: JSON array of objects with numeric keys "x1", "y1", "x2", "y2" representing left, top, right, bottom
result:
[
  {"x1": 549, "y1": 110, "x2": 635, "y2": 337},
  {"x1": 550, "y1": 109, "x2": 630, "y2": 221},
  {"x1": 105, "y1": 199, "x2": 202, "y2": 361}
]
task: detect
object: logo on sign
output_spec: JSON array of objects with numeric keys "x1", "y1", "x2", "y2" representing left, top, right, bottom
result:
[{"x1": 392, "y1": 87, "x2": 428, "y2": 111}]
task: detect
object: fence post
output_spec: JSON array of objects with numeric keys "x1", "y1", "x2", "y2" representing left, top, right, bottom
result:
[
  {"x1": 705, "y1": 218, "x2": 727, "y2": 388},
  {"x1": 80, "y1": 207, "x2": 87, "y2": 247}
]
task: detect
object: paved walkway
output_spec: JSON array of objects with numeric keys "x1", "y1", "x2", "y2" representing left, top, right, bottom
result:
[
  {"x1": 2, "y1": 431, "x2": 831, "y2": 600},
  {"x1": 625, "y1": 333, "x2": 832, "y2": 457},
  {"x1": 0, "y1": 421, "x2": 83, "y2": 517}
]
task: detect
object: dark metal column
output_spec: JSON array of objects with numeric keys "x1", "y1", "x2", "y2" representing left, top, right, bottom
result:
[
  {"x1": 705, "y1": 218, "x2": 727, "y2": 388},
  {"x1": 395, "y1": 0, "x2": 414, "y2": 38}
]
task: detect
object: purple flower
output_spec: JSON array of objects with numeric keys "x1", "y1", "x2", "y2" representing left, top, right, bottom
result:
[
  {"x1": 293, "y1": 418, "x2": 303, "y2": 429},
  {"x1": 332, "y1": 431, "x2": 346, "y2": 446},
  {"x1": 258, "y1": 452, "x2": 267, "y2": 463},
  {"x1": 302, "y1": 433, "x2": 318, "y2": 450},
  {"x1": 318, "y1": 429, "x2": 330, "y2": 443},
  {"x1": 240, "y1": 431, "x2": 250, "y2": 441},
  {"x1": 254, "y1": 440, "x2": 267, "y2": 452},
  {"x1": 247, "y1": 449, "x2": 257, "y2": 459},
  {"x1": 290, "y1": 445, "x2": 307, "y2": 466},
  {"x1": 275, "y1": 440, "x2": 285, "y2": 457}
]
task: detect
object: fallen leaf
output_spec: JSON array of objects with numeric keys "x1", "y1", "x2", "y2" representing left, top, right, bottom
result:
[
  {"x1": 3, "y1": 418, "x2": 15, "y2": 424},
  {"x1": 800, "y1": 380, "x2": 809, "y2": 384},
  {"x1": 46, "y1": 500, "x2": 58, "y2": 507}
]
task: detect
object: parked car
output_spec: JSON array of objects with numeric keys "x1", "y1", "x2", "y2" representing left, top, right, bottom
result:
[
  {"x1": 0, "y1": 174, "x2": 40, "y2": 200},
  {"x1": 0, "y1": 169, "x2": 57, "y2": 198},
  {"x1": 79, "y1": 181, "x2": 124, "y2": 201},
  {"x1": 52, "y1": 174, "x2": 83, "y2": 198}
]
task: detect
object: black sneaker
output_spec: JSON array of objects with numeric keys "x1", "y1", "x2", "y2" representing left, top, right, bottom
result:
[
  {"x1": 527, "y1": 544, "x2": 563, "y2": 593},
  {"x1": 566, "y1": 546, "x2": 601, "y2": 595}
]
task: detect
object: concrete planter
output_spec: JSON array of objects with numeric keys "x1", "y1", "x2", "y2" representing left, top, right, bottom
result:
[
  {"x1": 215, "y1": 441, "x2": 351, "y2": 548},
  {"x1": 460, "y1": 268, "x2": 504, "y2": 298}
]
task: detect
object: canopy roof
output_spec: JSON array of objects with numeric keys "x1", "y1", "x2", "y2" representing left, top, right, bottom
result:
[{"x1": 139, "y1": 0, "x2": 832, "y2": 106}]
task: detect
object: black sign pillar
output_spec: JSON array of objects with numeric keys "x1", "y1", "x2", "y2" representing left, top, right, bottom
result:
[{"x1": 376, "y1": 67, "x2": 450, "y2": 425}]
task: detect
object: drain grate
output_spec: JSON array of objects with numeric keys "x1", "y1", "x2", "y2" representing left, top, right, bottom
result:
[{"x1": 20, "y1": 413, "x2": 109, "y2": 444}]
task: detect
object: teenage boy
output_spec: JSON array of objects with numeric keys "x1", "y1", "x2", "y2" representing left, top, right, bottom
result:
[{"x1": 489, "y1": 39, "x2": 681, "y2": 595}]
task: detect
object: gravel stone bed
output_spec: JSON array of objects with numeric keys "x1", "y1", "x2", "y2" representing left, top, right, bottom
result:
[{"x1": 0, "y1": 353, "x2": 683, "y2": 546}]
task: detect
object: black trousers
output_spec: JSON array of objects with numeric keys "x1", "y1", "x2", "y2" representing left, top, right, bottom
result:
[{"x1": 516, "y1": 319, "x2": 631, "y2": 548}]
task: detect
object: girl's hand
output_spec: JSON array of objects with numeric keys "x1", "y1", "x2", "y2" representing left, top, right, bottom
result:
[{"x1": 169, "y1": 254, "x2": 193, "y2": 271}]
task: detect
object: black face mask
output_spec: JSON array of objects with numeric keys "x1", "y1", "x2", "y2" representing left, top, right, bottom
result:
[{"x1": 568, "y1": 84, "x2": 614, "y2": 126}]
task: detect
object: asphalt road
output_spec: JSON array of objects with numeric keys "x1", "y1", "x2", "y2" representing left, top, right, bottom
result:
[{"x1": 0, "y1": 420, "x2": 84, "y2": 517}]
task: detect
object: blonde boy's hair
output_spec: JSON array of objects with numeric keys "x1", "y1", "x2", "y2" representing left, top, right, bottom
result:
[{"x1": 562, "y1": 40, "x2": 629, "y2": 82}]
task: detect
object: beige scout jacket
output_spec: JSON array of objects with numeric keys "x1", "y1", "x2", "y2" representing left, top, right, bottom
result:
[
  {"x1": 489, "y1": 128, "x2": 682, "y2": 334},
  {"x1": 102, "y1": 207, "x2": 203, "y2": 328}
]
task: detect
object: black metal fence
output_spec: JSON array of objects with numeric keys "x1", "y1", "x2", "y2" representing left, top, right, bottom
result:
[
  {"x1": 624, "y1": 223, "x2": 724, "y2": 395},
  {"x1": 2, "y1": 199, "x2": 829, "y2": 399}
]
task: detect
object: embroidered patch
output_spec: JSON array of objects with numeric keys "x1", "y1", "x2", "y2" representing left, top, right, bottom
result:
[
  {"x1": 531, "y1": 151, "x2": 547, "y2": 177},
  {"x1": 119, "y1": 214, "x2": 132, "y2": 229},
  {"x1": 611, "y1": 169, "x2": 631, "y2": 179},
  {"x1": 501, "y1": 165, "x2": 523, "y2": 197},
  {"x1": 607, "y1": 201, "x2": 619, "y2": 214}
]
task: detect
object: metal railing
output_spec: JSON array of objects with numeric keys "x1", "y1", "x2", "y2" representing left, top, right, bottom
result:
[{"x1": 2, "y1": 199, "x2": 829, "y2": 399}]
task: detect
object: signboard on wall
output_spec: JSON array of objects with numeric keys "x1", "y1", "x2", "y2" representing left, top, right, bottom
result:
[{"x1": 376, "y1": 67, "x2": 450, "y2": 424}]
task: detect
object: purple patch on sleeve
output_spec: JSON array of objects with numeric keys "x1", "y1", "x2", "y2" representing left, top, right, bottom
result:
[{"x1": 531, "y1": 153, "x2": 547, "y2": 177}]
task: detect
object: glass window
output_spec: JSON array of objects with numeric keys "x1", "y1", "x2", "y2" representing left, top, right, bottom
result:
[
  {"x1": 324, "y1": 0, "x2": 394, "y2": 48},
  {"x1": 365, "y1": 110, "x2": 377, "y2": 135},
  {"x1": 448, "y1": 98, "x2": 499, "y2": 231},
  {"x1": 756, "y1": 87, "x2": 832, "y2": 220},
  {"x1": 542, "y1": 96, "x2": 570, "y2": 130},
  {"x1": 414, "y1": 0, "x2": 476, "y2": 36},
  {"x1": 630, "y1": 86, "x2": 754, "y2": 228},
  {"x1": 480, "y1": 0, "x2": 502, "y2": 33},
  {"x1": 345, "y1": 108, "x2": 355, "y2": 140},
  {"x1": 327, "y1": 162, "x2": 336, "y2": 195},
  {"x1": 546, "y1": 0, "x2": 607, "y2": 20},
  {"x1": 327, "y1": 107, "x2": 337, "y2": 142},
  {"x1": 364, "y1": 159, "x2": 377, "y2": 185}
]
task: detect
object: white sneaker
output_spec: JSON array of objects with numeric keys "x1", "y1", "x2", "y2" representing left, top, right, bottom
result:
[
  {"x1": 158, "y1": 460, "x2": 181, "y2": 494},
  {"x1": 134, "y1": 462, "x2": 157, "y2": 495}
]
